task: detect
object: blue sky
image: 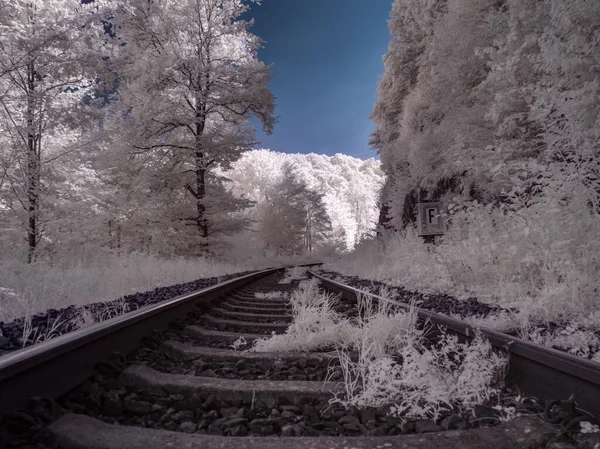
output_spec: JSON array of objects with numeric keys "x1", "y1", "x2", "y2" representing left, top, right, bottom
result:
[{"x1": 244, "y1": 0, "x2": 393, "y2": 159}]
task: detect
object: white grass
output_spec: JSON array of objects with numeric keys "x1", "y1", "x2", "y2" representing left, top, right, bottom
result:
[
  {"x1": 230, "y1": 336, "x2": 248, "y2": 351},
  {"x1": 520, "y1": 324, "x2": 600, "y2": 362},
  {"x1": 0, "y1": 253, "x2": 261, "y2": 323},
  {"x1": 251, "y1": 279, "x2": 353, "y2": 352},
  {"x1": 252, "y1": 280, "x2": 506, "y2": 420},
  {"x1": 278, "y1": 266, "x2": 309, "y2": 284},
  {"x1": 332, "y1": 293, "x2": 507, "y2": 421}
]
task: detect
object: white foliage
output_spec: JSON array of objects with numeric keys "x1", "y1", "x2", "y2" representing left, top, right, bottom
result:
[
  {"x1": 222, "y1": 149, "x2": 384, "y2": 250},
  {"x1": 335, "y1": 323, "x2": 506, "y2": 421},
  {"x1": 278, "y1": 267, "x2": 309, "y2": 285},
  {"x1": 251, "y1": 278, "x2": 352, "y2": 352}
]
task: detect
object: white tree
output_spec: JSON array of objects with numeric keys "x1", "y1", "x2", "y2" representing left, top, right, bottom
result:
[
  {"x1": 0, "y1": 0, "x2": 104, "y2": 262},
  {"x1": 223, "y1": 149, "x2": 384, "y2": 249},
  {"x1": 110, "y1": 0, "x2": 275, "y2": 249},
  {"x1": 256, "y1": 164, "x2": 333, "y2": 256},
  {"x1": 531, "y1": 0, "x2": 600, "y2": 162}
]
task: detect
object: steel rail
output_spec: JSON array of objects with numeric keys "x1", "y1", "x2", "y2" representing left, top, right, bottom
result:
[
  {"x1": 310, "y1": 271, "x2": 600, "y2": 420},
  {"x1": 0, "y1": 267, "x2": 290, "y2": 416}
]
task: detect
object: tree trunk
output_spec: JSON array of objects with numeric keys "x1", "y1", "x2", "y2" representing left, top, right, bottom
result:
[
  {"x1": 194, "y1": 102, "x2": 208, "y2": 239},
  {"x1": 26, "y1": 59, "x2": 39, "y2": 264},
  {"x1": 195, "y1": 160, "x2": 208, "y2": 238}
]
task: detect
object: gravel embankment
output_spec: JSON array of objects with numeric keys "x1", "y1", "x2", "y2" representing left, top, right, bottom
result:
[
  {"x1": 0, "y1": 270, "x2": 255, "y2": 354},
  {"x1": 317, "y1": 270, "x2": 504, "y2": 318}
]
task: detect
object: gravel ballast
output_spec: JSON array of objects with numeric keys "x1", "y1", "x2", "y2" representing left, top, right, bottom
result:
[{"x1": 0, "y1": 271, "x2": 255, "y2": 354}]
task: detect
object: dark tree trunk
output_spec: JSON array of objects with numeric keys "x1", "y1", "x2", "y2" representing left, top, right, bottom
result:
[
  {"x1": 195, "y1": 161, "x2": 208, "y2": 238},
  {"x1": 26, "y1": 60, "x2": 39, "y2": 264},
  {"x1": 194, "y1": 100, "x2": 208, "y2": 239}
]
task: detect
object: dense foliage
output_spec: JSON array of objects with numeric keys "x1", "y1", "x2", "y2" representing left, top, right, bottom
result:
[
  {"x1": 223, "y1": 149, "x2": 384, "y2": 255},
  {"x1": 339, "y1": 0, "x2": 600, "y2": 330}
]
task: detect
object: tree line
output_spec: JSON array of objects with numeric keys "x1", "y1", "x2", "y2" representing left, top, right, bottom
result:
[{"x1": 0, "y1": 0, "x2": 301, "y2": 262}]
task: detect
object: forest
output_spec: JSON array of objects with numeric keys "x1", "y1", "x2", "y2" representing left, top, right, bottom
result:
[{"x1": 0, "y1": 0, "x2": 599, "y2": 354}]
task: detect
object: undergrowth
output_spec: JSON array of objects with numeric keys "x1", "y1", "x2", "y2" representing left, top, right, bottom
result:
[
  {"x1": 325, "y1": 167, "x2": 600, "y2": 359},
  {"x1": 0, "y1": 253, "x2": 263, "y2": 323},
  {"x1": 253, "y1": 279, "x2": 507, "y2": 419},
  {"x1": 251, "y1": 279, "x2": 352, "y2": 352},
  {"x1": 278, "y1": 267, "x2": 309, "y2": 284}
]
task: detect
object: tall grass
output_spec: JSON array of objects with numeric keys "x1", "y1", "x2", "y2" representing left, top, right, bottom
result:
[
  {"x1": 253, "y1": 281, "x2": 507, "y2": 419},
  {"x1": 251, "y1": 279, "x2": 353, "y2": 352},
  {"x1": 326, "y1": 171, "x2": 600, "y2": 330},
  {"x1": 0, "y1": 253, "x2": 254, "y2": 323}
]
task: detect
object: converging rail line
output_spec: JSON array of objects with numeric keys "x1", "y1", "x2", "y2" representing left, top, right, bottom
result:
[{"x1": 0, "y1": 266, "x2": 598, "y2": 448}]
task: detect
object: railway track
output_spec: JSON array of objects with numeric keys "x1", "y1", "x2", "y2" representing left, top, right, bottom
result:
[{"x1": 0, "y1": 266, "x2": 598, "y2": 448}]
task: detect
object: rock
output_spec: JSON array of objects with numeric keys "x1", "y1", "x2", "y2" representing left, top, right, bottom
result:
[
  {"x1": 314, "y1": 421, "x2": 344, "y2": 434},
  {"x1": 276, "y1": 396, "x2": 293, "y2": 407},
  {"x1": 281, "y1": 411, "x2": 297, "y2": 420},
  {"x1": 172, "y1": 411, "x2": 195, "y2": 422},
  {"x1": 169, "y1": 394, "x2": 186, "y2": 402},
  {"x1": 280, "y1": 405, "x2": 301, "y2": 414},
  {"x1": 102, "y1": 396, "x2": 122, "y2": 417},
  {"x1": 415, "y1": 419, "x2": 443, "y2": 433},
  {"x1": 201, "y1": 369, "x2": 217, "y2": 377},
  {"x1": 400, "y1": 421, "x2": 415, "y2": 434},
  {"x1": 376, "y1": 403, "x2": 395, "y2": 417},
  {"x1": 0, "y1": 336, "x2": 11, "y2": 350},
  {"x1": 339, "y1": 415, "x2": 361, "y2": 431},
  {"x1": 249, "y1": 423, "x2": 274, "y2": 435},
  {"x1": 361, "y1": 408, "x2": 378, "y2": 428},
  {"x1": 473, "y1": 405, "x2": 501, "y2": 422},
  {"x1": 204, "y1": 409, "x2": 219, "y2": 420},
  {"x1": 163, "y1": 420, "x2": 178, "y2": 431},
  {"x1": 253, "y1": 399, "x2": 268, "y2": 409},
  {"x1": 303, "y1": 426, "x2": 321, "y2": 436},
  {"x1": 281, "y1": 424, "x2": 295, "y2": 437},
  {"x1": 367, "y1": 426, "x2": 388, "y2": 436},
  {"x1": 81, "y1": 395, "x2": 102, "y2": 413},
  {"x1": 220, "y1": 407, "x2": 239, "y2": 418},
  {"x1": 123, "y1": 400, "x2": 153, "y2": 415},
  {"x1": 207, "y1": 420, "x2": 223, "y2": 435},
  {"x1": 386, "y1": 425, "x2": 401, "y2": 436},
  {"x1": 547, "y1": 444, "x2": 577, "y2": 449},
  {"x1": 235, "y1": 360, "x2": 249, "y2": 370},
  {"x1": 296, "y1": 359, "x2": 307, "y2": 370},
  {"x1": 180, "y1": 397, "x2": 204, "y2": 410},
  {"x1": 441, "y1": 414, "x2": 464, "y2": 430},
  {"x1": 346, "y1": 406, "x2": 360, "y2": 416},
  {"x1": 302, "y1": 404, "x2": 319, "y2": 423},
  {"x1": 338, "y1": 415, "x2": 360, "y2": 426},
  {"x1": 197, "y1": 418, "x2": 211, "y2": 430},
  {"x1": 203, "y1": 396, "x2": 220, "y2": 410},
  {"x1": 229, "y1": 425, "x2": 247, "y2": 436},
  {"x1": 221, "y1": 418, "x2": 248, "y2": 429},
  {"x1": 179, "y1": 421, "x2": 197, "y2": 433}
]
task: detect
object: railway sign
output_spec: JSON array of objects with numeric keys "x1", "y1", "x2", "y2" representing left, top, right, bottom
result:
[{"x1": 417, "y1": 202, "x2": 445, "y2": 236}]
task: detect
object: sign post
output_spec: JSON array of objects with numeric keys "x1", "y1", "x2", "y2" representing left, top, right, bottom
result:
[{"x1": 417, "y1": 202, "x2": 445, "y2": 242}]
